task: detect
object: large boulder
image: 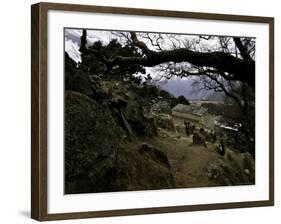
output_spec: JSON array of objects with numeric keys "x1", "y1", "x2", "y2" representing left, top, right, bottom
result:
[
  {"x1": 65, "y1": 91, "x2": 125, "y2": 194},
  {"x1": 115, "y1": 143, "x2": 174, "y2": 191}
]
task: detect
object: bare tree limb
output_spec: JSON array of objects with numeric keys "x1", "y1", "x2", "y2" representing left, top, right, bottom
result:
[{"x1": 80, "y1": 31, "x2": 255, "y2": 90}]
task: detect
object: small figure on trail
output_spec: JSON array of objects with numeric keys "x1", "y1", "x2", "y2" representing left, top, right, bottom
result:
[
  {"x1": 199, "y1": 128, "x2": 206, "y2": 136},
  {"x1": 184, "y1": 121, "x2": 190, "y2": 136},
  {"x1": 206, "y1": 130, "x2": 217, "y2": 143},
  {"x1": 213, "y1": 131, "x2": 217, "y2": 143},
  {"x1": 190, "y1": 123, "x2": 195, "y2": 134},
  {"x1": 216, "y1": 141, "x2": 225, "y2": 156}
]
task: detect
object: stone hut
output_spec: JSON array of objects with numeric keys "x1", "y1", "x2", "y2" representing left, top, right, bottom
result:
[{"x1": 171, "y1": 104, "x2": 208, "y2": 123}]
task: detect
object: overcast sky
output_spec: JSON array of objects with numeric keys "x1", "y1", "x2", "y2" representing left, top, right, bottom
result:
[{"x1": 65, "y1": 29, "x2": 117, "y2": 62}]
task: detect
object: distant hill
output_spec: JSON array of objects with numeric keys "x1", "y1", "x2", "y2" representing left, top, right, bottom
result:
[{"x1": 157, "y1": 78, "x2": 225, "y2": 101}]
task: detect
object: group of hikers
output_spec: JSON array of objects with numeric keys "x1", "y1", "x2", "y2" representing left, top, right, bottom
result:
[
  {"x1": 183, "y1": 120, "x2": 225, "y2": 156},
  {"x1": 183, "y1": 121, "x2": 196, "y2": 136}
]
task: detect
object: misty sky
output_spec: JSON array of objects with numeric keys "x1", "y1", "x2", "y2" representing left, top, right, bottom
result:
[{"x1": 65, "y1": 29, "x2": 125, "y2": 63}]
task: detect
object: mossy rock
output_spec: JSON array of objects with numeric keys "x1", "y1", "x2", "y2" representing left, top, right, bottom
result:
[
  {"x1": 114, "y1": 143, "x2": 174, "y2": 191},
  {"x1": 65, "y1": 91, "x2": 125, "y2": 194}
]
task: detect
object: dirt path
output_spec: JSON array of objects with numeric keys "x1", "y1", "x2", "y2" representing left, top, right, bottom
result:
[
  {"x1": 124, "y1": 127, "x2": 254, "y2": 189},
  {"x1": 149, "y1": 133, "x2": 222, "y2": 188}
]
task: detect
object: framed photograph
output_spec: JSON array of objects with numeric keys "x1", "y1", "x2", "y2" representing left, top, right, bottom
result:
[{"x1": 31, "y1": 2, "x2": 274, "y2": 221}]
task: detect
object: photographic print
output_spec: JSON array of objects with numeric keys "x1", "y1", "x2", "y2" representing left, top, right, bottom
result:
[
  {"x1": 31, "y1": 3, "x2": 274, "y2": 220},
  {"x1": 64, "y1": 28, "x2": 256, "y2": 194}
]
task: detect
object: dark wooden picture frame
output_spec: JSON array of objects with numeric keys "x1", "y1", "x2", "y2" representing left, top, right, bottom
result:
[{"x1": 31, "y1": 2, "x2": 274, "y2": 221}]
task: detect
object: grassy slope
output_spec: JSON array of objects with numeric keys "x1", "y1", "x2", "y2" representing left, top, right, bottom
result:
[{"x1": 125, "y1": 125, "x2": 255, "y2": 189}]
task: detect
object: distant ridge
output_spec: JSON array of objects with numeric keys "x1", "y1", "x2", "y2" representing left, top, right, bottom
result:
[{"x1": 157, "y1": 78, "x2": 225, "y2": 101}]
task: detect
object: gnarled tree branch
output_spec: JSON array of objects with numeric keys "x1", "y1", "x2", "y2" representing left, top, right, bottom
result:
[{"x1": 81, "y1": 31, "x2": 255, "y2": 90}]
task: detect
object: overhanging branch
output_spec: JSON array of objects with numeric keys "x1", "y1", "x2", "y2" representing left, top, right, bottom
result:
[{"x1": 80, "y1": 31, "x2": 255, "y2": 90}]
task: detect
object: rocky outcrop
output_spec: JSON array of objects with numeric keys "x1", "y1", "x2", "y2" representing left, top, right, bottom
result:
[
  {"x1": 64, "y1": 91, "x2": 125, "y2": 194},
  {"x1": 115, "y1": 143, "x2": 174, "y2": 191},
  {"x1": 120, "y1": 93, "x2": 157, "y2": 137},
  {"x1": 65, "y1": 91, "x2": 173, "y2": 193}
]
